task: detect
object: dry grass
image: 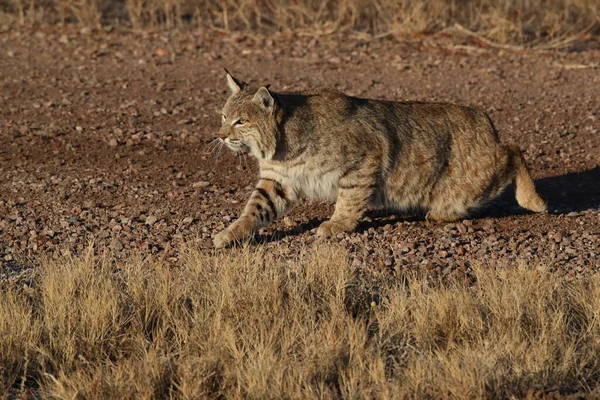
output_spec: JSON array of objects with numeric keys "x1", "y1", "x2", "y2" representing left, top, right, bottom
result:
[
  {"x1": 0, "y1": 0, "x2": 598, "y2": 44},
  {"x1": 1, "y1": 244, "x2": 600, "y2": 398}
]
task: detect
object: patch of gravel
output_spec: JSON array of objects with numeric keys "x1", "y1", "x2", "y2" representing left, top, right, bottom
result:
[{"x1": 1, "y1": 26, "x2": 599, "y2": 280}]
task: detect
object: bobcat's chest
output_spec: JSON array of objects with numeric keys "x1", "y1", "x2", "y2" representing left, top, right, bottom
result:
[
  {"x1": 260, "y1": 163, "x2": 340, "y2": 202},
  {"x1": 289, "y1": 169, "x2": 340, "y2": 201}
]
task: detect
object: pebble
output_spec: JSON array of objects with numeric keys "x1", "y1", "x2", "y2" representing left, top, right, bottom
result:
[
  {"x1": 155, "y1": 48, "x2": 169, "y2": 57},
  {"x1": 283, "y1": 217, "x2": 295, "y2": 228},
  {"x1": 565, "y1": 247, "x2": 577, "y2": 255}
]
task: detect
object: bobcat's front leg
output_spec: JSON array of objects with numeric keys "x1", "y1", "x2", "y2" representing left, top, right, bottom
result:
[
  {"x1": 317, "y1": 168, "x2": 375, "y2": 238},
  {"x1": 214, "y1": 178, "x2": 293, "y2": 248}
]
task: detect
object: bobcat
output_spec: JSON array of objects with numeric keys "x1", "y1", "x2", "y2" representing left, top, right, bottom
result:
[{"x1": 213, "y1": 70, "x2": 546, "y2": 249}]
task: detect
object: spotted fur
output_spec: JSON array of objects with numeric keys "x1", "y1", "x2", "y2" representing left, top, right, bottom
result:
[{"x1": 213, "y1": 71, "x2": 546, "y2": 248}]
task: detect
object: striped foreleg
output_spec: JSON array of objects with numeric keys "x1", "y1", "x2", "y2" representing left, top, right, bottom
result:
[{"x1": 213, "y1": 178, "x2": 293, "y2": 248}]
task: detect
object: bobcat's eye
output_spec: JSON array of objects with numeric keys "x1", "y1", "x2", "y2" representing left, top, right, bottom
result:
[{"x1": 234, "y1": 118, "x2": 246, "y2": 126}]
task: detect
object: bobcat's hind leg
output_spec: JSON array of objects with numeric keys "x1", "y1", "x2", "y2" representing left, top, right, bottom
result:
[{"x1": 214, "y1": 178, "x2": 294, "y2": 248}]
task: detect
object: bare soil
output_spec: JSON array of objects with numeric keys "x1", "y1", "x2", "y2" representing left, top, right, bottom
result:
[{"x1": 1, "y1": 26, "x2": 599, "y2": 279}]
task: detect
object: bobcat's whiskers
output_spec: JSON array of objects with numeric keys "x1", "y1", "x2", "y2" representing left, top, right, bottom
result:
[
  {"x1": 202, "y1": 138, "x2": 220, "y2": 155},
  {"x1": 202, "y1": 137, "x2": 225, "y2": 160},
  {"x1": 235, "y1": 150, "x2": 249, "y2": 170}
]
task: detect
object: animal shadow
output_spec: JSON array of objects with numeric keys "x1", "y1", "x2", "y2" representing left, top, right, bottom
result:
[
  {"x1": 253, "y1": 217, "x2": 324, "y2": 244},
  {"x1": 253, "y1": 211, "x2": 419, "y2": 244}
]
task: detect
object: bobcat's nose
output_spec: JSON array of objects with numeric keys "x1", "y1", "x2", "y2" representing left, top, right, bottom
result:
[{"x1": 218, "y1": 132, "x2": 227, "y2": 140}]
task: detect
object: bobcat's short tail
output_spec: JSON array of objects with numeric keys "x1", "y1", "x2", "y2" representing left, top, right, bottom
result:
[{"x1": 508, "y1": 144, "x2": 547, "y2": 213}]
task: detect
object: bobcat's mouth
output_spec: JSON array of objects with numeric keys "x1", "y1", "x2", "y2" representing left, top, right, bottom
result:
[{"x1": 223, "y1": 138, "x2": 249, "y2": 154}]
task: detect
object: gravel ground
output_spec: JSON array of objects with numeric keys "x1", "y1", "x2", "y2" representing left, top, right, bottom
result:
[{"x1": 1, "y1": 25, "x2": 599, "y2": 280}]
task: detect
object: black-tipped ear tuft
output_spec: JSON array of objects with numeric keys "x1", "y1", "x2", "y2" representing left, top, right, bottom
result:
[{"x1": 224, "y1": 69, "x2": 247, "y2": 94}]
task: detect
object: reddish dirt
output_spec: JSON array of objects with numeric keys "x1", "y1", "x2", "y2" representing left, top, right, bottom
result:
[{"x1": 1, "y1": 26, "x2": 599, "y2": 279}]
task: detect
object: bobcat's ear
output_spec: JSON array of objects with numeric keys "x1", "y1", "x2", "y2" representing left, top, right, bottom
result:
[
  {"x1": 224, "y1": 68, "x2": 246, "y2": 94},
  {"x1": 253, "y1": 87, "x2": 274, "y2": 110}
]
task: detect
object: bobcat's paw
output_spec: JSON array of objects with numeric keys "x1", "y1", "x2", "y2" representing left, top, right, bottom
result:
[
  {"x1": 425, "y1": 210, "x2": 462, "y2": 223},
  {"x1": 316, "y1": 220, "x2": 354, "y2": 238},
  {"x1": 213, "y1": 220, "x2": 254, "y2": 249},
  {"x1": 213, "y1": 228, "x2": 236, "y2": 249}
]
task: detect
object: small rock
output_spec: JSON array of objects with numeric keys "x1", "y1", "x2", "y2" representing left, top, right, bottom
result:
[
  {"x1": 108, "y1": 138, "x2": 118, "y2": 147},
  {"x1": 182, "y1": 217, "x2": 194, "y2": 224},
  {"x1": 155, "y1": 48, "x2": 169, "y2": 57},
  {"x1": 193, "y1": 181, "x2": 210, "y2": 188},
  {"x1": 565, "y1": 247, "x2": 577, "y2": 255},
  {"x1": 146, "y1": 215, "x2": 158, "y2": 225},
  {"x1": 283, "y1": 217, "x2": 295, "y2": 228},
  {"x1": 566, "y1": 212, "x2": 580, "y2": 217},
  {"x1": 552, "y1": 232, "x2": 563, "y2": 243}
]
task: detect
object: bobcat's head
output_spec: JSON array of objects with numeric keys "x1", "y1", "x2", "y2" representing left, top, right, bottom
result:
[{"x1": 219, "y1": 70, "x2": 278, "y2": 160}]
